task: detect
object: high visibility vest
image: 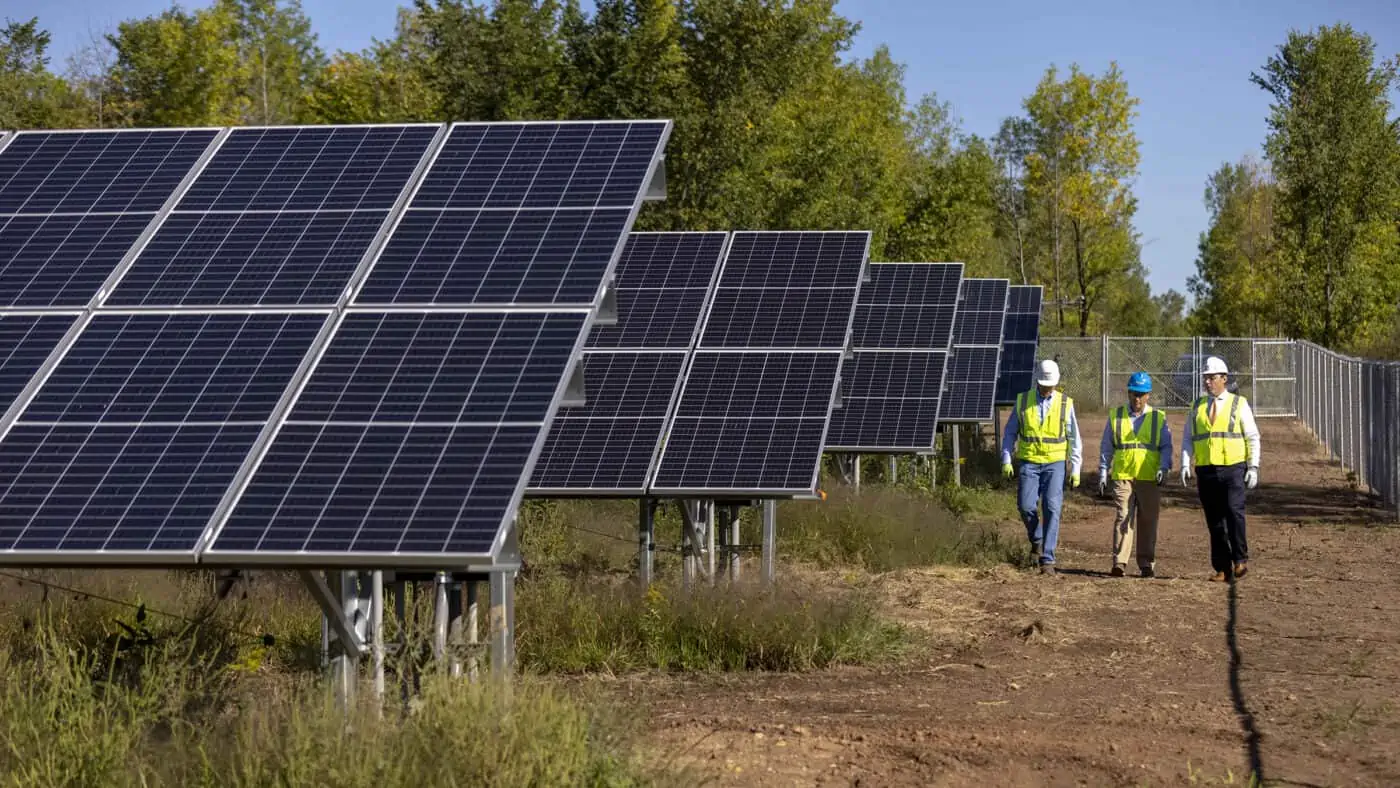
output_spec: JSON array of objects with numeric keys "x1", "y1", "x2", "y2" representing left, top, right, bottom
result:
[
  {"x1": 1191, "y1": 393, "x2": 1248, "y2": 467},
  {"x1": 1109, "y1": 405, "x2": 1163, "y2": 481},
  {"x1": 1015, "y1": 390, "x2": 1071, "y2": 464}
]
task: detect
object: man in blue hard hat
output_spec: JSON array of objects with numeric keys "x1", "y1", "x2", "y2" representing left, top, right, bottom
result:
[{"x1": 1098, "y1": 371, "x2": 1172, "y2": 578}]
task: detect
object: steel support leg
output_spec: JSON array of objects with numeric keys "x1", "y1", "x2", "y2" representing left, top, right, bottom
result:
[
  {"x1": 761, "y1": 499, "x2": 777, "y2": 585},
  {"x1": 729, "y1": 505, "x2": 742, "y2": 581},
  {"x1": 371, "y1": 570, "x2": 385, "y2": 715},
  {"x1": 489, "y1": 569, "x2": 515, "y2": 678},
  {"x1": 952, "y1": 425, "x2": 962, "y2": 487},
  {"x1": 638, "y1": 497, "x2": 654, "y2": 587}
]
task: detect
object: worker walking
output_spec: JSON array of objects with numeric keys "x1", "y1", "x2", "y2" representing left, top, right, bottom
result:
[
  {"x1": 1098, "y1": 372, "x2": 1172, "y2": 578},
  {"x1": 1002, "y1": 359, "x2": 1082, "y2": 576},
  {"x1": 1180, "y1": 356, "x2": 1261, "y2": 582}
]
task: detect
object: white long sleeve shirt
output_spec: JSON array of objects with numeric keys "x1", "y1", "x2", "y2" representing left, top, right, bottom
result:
[
  {"x1": 1000, "y1": 392, "x2": 1083, "y2": 476},
  {"x1": 1181, "y1": 391, "x2": 1261, "y2": 470}
]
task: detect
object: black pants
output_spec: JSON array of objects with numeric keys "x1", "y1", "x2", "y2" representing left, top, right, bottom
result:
[{"x1": 1196, "y1": 463, "x2": 1248, "y2": 572}]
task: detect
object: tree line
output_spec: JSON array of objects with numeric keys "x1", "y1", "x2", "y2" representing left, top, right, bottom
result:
[
  {"x1": 1189, "y1": 24, "x2": 1400, "y2": 356},
  {"x1": 2, "y1": 2, "x2": 1395, "y2": 350}
]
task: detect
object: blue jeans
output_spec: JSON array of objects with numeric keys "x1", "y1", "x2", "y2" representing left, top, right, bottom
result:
[{"x1": 1018, "y1": 460, "x2": 1065, "y2": 565}]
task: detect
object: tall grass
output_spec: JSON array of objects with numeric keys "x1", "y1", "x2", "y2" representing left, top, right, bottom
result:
[
  {"x1": 517, "y1": 576, "x2": 906, "y2": 674},
  {"x1": 0, "y1": 609, "x2": 662, "y2": 787}
]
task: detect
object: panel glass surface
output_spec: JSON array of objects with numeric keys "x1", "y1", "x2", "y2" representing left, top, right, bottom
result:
[
  {"x1": 585, "y1": 231, "x2": 726, "y2": 350},
  {"x1": 0, "y1": 314, "x2": 77, "y2": 412},
  {"x1": 995, "y1": 285, "x2": 1044, "y2": 404},
  {"x1": 0, "y1": 214, "x2": 153, "y2": 307}
]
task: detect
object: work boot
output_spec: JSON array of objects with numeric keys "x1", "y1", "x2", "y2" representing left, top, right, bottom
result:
[
  {"x1": 1039, "y1": 563, "x2": 1057, "y2": 576},
  {"x1": 1139, "y1": 566, "x2": 1155, "y2": 578},
  {"x1": 1030, "y1": 541, "x2": 1043, "y2": 565},
  {"x1": 1208, "y1": 571, "x2": 1228, "y2": 582},
  {"x1": 1110, "y1": 564, "x2": 1125, "y2": 577},
  {"x1": 1233, "y1": 562, "x2": 1248, "y2": 580}
]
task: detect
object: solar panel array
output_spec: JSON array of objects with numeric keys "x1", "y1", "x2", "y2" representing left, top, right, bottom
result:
[
  {"x1": 994, "y1": 285, "x2": 1045, "y2": 405},
  {"x1": 650, "y1": 231, "x2": 868, "y2": 496},
  {"x1": 0, "y1": 121, "x2": 669, "y2": 566},
  {"x1": 939, "y1": 278, "x2": 1009, "y2": 423},
  {"x1": 826, "y1": 263, "x2": 963, "y2": 452},
  {"x1": 530, "y1": 232, "x2": 727, "y2": 495}
]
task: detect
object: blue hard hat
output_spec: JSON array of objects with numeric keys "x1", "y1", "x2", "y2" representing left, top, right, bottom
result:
[{"x1": 1127, "y1": 372, "x2": 1152, "y2": 393}]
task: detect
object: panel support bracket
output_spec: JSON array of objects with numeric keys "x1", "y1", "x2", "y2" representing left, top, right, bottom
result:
[
  {"x1": 644, "y1": 156, "x2": 667, "y2": 201},
  {"x1": 559, "y1": 363, "x2": 588, "y2": 408}
]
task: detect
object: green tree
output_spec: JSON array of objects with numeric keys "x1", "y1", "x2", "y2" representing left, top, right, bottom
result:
[
  {"x1": 415, "y1": 0, "x2": 581, "y2": 120},
  {"x1": 1023, "y1": 63, "x2": 1143, "y2": 336},
  {"x1": 222, "y1": 0, "x2": 326, "y2": 124},
  {"x1": 1187, "y1": 157, "x2": 1281, "y2": 336},
  {"x1": 107, "y1": 5, "x2": 247, "y2": 125},
  {"x1": 0, "y1": 17, "x2": 87, "y2": 129},
  {"x1": 1252, "y1": 23, "x2": 1400, "y2": 349},
  {"x1": 303, "y1": 8, "x2": 438, "y2": 123}
]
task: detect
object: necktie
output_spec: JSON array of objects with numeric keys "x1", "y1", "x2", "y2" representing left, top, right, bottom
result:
[{"x1": 1208, "y1": 397, "x2": 1216, "y2": 423}]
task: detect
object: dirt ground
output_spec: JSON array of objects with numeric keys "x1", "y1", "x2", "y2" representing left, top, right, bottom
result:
[{"x1": 628, "y1": 418, "x2": 1400, "y2": 786}]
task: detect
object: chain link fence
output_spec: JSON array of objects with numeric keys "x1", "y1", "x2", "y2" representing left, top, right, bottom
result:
[
  {"x1": 1295, "y1": 342, "x2": 1400, "y2": 518},
  {"x1": 1036, "y1": 336, "x2": 1296, "y2": 415},
  {"x1": 1025, "y1": 335, "x2": 1395, "y2": 517}
]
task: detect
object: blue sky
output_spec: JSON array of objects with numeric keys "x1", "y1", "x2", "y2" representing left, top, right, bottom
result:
[{"x1": 13, "y1": 0, "x2": 1400, "y2": 300}]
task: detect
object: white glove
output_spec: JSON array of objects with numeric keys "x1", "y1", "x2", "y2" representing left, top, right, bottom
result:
[
  {"x1": 1155, "y1": 469, "x2": 1165, "y2": 485},
  {"x1": 1245, "y1": 468, "x2": 1258, "y2": 489},
  {"x1": 1097, "y1": 476, "x2": 1107, "y2": 497},
  {"x1": 1181, "y1": 465, "x2": 1192, "y2": 486}
]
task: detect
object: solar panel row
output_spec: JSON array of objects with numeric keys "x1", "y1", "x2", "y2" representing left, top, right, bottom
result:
[
  {"x1": 0, "y1": 120, "x2": 670, "y2": 567},
  {"x1": 939, "y1": 278, "x2": 1010, "y2": 423},
  {"x1": 826, "y1": 262, "x2": 964, "y2": 452},
  {"x1": 994, "y1": 285, "x2": 1045, "y2": 405}
]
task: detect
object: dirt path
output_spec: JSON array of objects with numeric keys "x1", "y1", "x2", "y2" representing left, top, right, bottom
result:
[{"x1": 632, "y1": 419, "x2": 1400, "y2": 786}]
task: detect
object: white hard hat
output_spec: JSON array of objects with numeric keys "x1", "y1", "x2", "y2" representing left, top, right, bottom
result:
[
  {"x1": 1035, "y1": 359, "x2": 1060, "y2": 387},
  {"x1": 1202, "y1": 356, "x2": 1229, "y2": 375}
]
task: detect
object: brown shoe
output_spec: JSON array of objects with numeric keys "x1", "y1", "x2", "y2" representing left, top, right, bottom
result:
[
  {"x1": 1208, "y1": 571, "x2": 1228, "y2": 582},
  {"x1": 1040, "y1": 564, "x2": 1057, "y2": 576},
  {"x1": 1110, "y1": 564, "x2": 1125, "y2": 577},
  {"x1": 1233, "y1": 562, "x2": 1248, "y2": 580}
]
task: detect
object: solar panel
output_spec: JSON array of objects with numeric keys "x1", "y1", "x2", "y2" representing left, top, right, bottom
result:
[
  {"x1": 203, "y1": 120, "x2": 671, "y2": 566},
  {"x1": 0, "y1": 312, "x2": 327, "y2": 560},
  {"x1": 699, "y1": 232, "x2": 866, "y2": 349},
  {"x1": 939, "y1": 276, "x2": 1009, "y2": 423},
  {"x1": 995, "y1": 285, "x2": 1044, "y2": 404},
  {"x1": 651, "y1": 231, "x2": 869, "y2": 496},
  {"x1": 107, "y1": 125, "x2": 440, "y2": 307},
  {"x1": 0, "y1": 129, "x2": 218, "y2": 307},
  {"x1": 530, "y1": 231, "x2": 727, "y2": 495},
  {"x1": 0, "y1": 314, "x2": 78, "y2": 416},
  {"x1": 827, "y1": 262, "x2": 963, "y2": 452},
  {"x1": 355, "y1": 121, "x2": 668, "y2": 307}
]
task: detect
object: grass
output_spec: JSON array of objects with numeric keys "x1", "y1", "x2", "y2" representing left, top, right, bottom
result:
[
  {"x1": 0, "y1": 578, "x2": 667, "y2": 787},
  {"x1": 517, "y1": 575, "x2": 907, "y2": 674}
]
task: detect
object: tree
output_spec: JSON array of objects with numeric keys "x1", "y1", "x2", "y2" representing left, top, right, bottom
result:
[
  {"x1": 1023, "y1": 63, "x2": 1143, "y2": 336},
  {"x1": 1187, "y1": 157, "x2": 1281, "y2": 336},
  {"x1": 992, "y1": 116, "x2": 1036, "y2": 283},
  {"x1": 222, "y1": 0, "x2": 326, "y2": 124},
  {"x1": 107, "y1": 5, "x2": 248, "y2": 125},
  {"x1": 303, "y1": 8, "x2": 438, "y2": 123},
  {"x1": 1253, "y1": 24, "x2": 1400, "y2": 349},
  {"x1": 0, "y1": 17, "x2": 87, "y2": 129}
]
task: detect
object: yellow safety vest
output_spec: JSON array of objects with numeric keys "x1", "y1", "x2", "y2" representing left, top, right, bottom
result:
[
  {"x1": 1015, "y1": 389, "x2": 1071, "y2": 464},
  {"x1": 1109, "y1": 405, "x2": 1163, "y2": 481},
  {"x1": 1191, "y1": 393, "x2": 1248, "y2": 467}
]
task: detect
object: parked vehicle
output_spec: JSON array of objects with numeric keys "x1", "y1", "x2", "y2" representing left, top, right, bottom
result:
[{"x1": 1167, "y1": 352, "x2": 1241, "y2": 405}]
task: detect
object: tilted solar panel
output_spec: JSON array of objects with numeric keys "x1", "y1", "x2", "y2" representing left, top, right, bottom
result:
[
  {"x1": 204, "y1": 120, "x2": 671, "y2": 566},
  {"x1": 0, "y1": 129, "x2": 218, "y2": 308},
  {"x1": 0, "y1": 314, "x2": 79, "y2": 416},
  {"x1": 107, "y1": 125, "x2": 441, "y2": 307},
  {"x1": 995, "y1": 285, "x2": 1044, "y2": 404},
  {"x1": 826, "y1": 262, "x2": 963, "y2": 453},
  {"x1": 939, "y1": 277, "x2": 1009, "y2": 423},
  {"x1": 651, "y1": 231, "x2": 869, "y2": 496},
  {"x1": 0, "y1": 312, "x2": 327, "y2": 560},
  {"x1": 530, "y1": 231, "x2": 727, "y2": 495}
]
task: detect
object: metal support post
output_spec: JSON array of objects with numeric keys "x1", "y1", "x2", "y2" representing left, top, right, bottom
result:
[
  {"x1": 638, "y1": 497, "x2": 655, "y2": 587},
  {"x1": 488, "y1": 570, "x2": 515, "y2": 678},
  {"x1": 371, "y1": 570, "x2": 385, "y2": 714},
  {"x1": 434, "y1": 571, "x2": 449, "y2": 665},
  {"x1": 761, "y1": 499, "x2": 777, "y2": 585},
  {"x1": 888, "y1": 455, "x2": 897, "y2": 484},
  {"x1": 465, "y1": 581, "x2": 480, "y2": 681},
  {"x1": 447, "y1": 577, "x2": 464, "y2": 679},
  {"x1": 704, "y1": 500, "x2": 717, "y2": 585},
  {"x1": 853, "y1": 454, "x2": 862, "y2": 491},
  {"x1": 952, "y1": 424, "x2": 962, "y2": 487},
  {"x1": 681, "y1": 501, "x2": 696, "y2": 589},
  {"x1": 729, "y1": 505, "x2": 742, "y2": 581}
]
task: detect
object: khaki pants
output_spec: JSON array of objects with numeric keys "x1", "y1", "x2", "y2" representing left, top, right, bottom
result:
[{"x1": 1112, "y1": 479, "x2": 1160, "y2": 569}]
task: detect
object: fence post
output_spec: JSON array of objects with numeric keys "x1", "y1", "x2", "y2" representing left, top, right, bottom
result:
[{"x1": 1100, "y1": 334, "x2": 1110, "y2": 407}]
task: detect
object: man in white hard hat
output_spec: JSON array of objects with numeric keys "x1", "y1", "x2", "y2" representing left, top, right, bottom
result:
[
  {"x1": 1001, "y1": 358, "x2": 1082, "y2": 575},
  {"x1": 1181, "y1": 356, "x2": 1261, "y2": 582}
]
